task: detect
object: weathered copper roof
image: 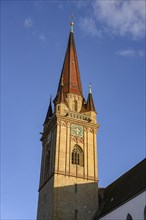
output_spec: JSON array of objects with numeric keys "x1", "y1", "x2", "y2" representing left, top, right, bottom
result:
[{"x1": 56, "y1": 31, "x2": 83, "y2": 97}]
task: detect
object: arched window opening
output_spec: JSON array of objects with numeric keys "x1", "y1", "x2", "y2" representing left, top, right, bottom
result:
[
  {"x1": 144, "y1": 206, "x2": 146, "y2": 220},
  {"x1": 126, "y1": 214, "x2": 133, "y2": 220},
  {"x1": 72, "y1": 145, "x2": 84, "y2": 166}
]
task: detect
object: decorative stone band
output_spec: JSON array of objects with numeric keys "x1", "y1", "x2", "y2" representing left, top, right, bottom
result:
[{"x1": 66, "y1": 112, "x2": 92, "y2": 122}]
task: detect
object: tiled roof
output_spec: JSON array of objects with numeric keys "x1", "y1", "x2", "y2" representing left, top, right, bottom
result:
[
  {"x1": 87, "y1": 93, "x2": 96, "y2": 112},
  {"x1": 95, "y1": 158, "x2": 146, "y2": 219},
  {"x1": 55, "y1": 84, "x2": 65, "y2": 104},
  {"x1": 56, "y1": 31, "x2": 83, "y2": 97},
  {"x1": 44, "y1": 98, "x2": 53, "y2": 124}
]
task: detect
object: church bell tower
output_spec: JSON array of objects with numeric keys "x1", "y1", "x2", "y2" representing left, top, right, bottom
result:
[{"x1": 37, "y1": 22, "x2": 99, "y2": 220}]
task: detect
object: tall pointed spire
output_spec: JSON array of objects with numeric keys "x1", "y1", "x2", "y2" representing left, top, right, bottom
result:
[
  {"x1": 56, "y1": 21, "x2": 83, "y2": 98},
  {"x1": 44, "y1": 96, "x2": 53, "y2": 124},
  {"x1": 87, "y1": 84, "x2": 96, "y2": 112}
]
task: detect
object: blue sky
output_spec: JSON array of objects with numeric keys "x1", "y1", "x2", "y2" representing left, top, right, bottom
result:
[{"x1": 1, "y1": 1, "x2": 145, "y2": 219}]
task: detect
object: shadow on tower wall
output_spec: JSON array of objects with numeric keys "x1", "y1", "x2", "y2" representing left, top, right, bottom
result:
[{"x1": 37, "y1": 180, "x2": 98, "y2": 220}]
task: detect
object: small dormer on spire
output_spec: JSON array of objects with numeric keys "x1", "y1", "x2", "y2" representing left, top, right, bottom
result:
[
  {"x1": 53, "y1": 76, "x2": 67, "y2": 115},
  {"x1": 44, "y1": 96, "x2": 53, "y2": 125},
  {"x1": 55, "y1": 77, "x2": 65, "y2": 104}
]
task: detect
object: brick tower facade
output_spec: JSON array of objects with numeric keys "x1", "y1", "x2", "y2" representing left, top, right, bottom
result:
[{"x1": 37, "y1": 22, "x2": 99, "y2": 220}]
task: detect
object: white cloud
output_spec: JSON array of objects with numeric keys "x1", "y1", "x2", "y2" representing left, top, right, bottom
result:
[
  {"x1": 75, "y1": 0, "x2": 90, "y2": 8},
  {"x1": 58, "y1": 3, "x2": 64, "y2": 10},
  {"x1": 116, "y1": 49, "x2": 136, "y2": 57},
  {"x1": 137, "y1": 50, "x2": 145, "y2": 57},
  {"x1": 92, "y1": 0, "x2": 145, "y2": 39},
  {"x1": 24, "y1": 18, "x2": 33, "y2": 28},
  {"x1": 39, "y1": 33, "x2": 46, "y2": 41},
  {"x1": 116, "y1": 49, "x2": 145, "y2": 58},
  {"x1": 77, "y1": 0, "x2": 145, "y2": 39},
  {"x1": 79, "y1": 17, "x2": 102, "y2": 37},
  {"x1": 24, "y1": 18, "x2": 47, "y2": 42},
  {"x1": 34, "y1": 1, "x2": 43, "y2": 10}
]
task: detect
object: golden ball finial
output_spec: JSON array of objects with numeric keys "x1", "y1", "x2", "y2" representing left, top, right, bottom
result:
[
  {"x1": 70, "y1": 21, "x2": 74, "y2": 26},
  {"x1": 70, "y1": 14, "x2": 74, "y2": 32}
]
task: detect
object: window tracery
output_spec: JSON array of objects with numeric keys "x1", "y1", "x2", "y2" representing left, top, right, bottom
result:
[{"x1": 72, "y1": 145, "x2": 84, "y2": 166}]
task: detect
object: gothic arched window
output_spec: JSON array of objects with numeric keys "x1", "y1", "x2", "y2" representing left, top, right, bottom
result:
[
  {"x1": 72, "y1": 145, "x2": 84, "y2": 166},
  {"x1": 126, "y1": 214, "x2": 133, "y2": 220}
]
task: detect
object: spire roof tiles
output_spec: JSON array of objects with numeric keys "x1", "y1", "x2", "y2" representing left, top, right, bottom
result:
[
  {"x1": 87, "y1": 92, "x2": 96, "y2": 112},
  {"x1": 56, "y1": 31, "x2": 83, "y2": 97}
]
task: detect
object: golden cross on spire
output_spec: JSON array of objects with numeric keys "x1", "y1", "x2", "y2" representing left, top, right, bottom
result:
[{"x1": 70, "y1": 13, "x2": 74, "y2": 22}]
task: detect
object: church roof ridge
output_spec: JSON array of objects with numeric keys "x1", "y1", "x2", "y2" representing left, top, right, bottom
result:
[{"x1": 95, "y1": 158, "x2": 146, "y2": 219}]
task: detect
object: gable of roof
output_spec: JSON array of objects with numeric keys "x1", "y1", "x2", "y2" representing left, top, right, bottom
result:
[{"x1": 95, "y1": 158, "x2": 146, "y2": 219}]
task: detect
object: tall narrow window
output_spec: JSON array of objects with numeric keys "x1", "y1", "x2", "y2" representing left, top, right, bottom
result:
[
  {"x1": 74, "y1": 100, "x2": 78, "y2": 112},
  {"x1": 72, "y1": 100, "x2": 78, "y2": 112},
  {"x1": 72, "y1": 145, "x2": 84, "y2": 166},
  {"x1": 45, "y1": 147, "x2": 51, "y2": 178},
  {"x1": 75, "y1": 209, "x2": 78, "y2": 220},
  {"x1": 75, "y1": 184, "x2": 77, "y2": 193},
  {"x1": 126, "y1": 214, "x2": 133, "y2": 220}
]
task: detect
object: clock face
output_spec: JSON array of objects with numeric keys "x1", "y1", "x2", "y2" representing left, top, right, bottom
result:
[{"x1": 71, "y1": 124, "x2": 83, "y2": 137}]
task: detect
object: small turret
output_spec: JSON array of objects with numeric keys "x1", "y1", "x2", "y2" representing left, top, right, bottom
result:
[
  {"x1": 44, "y1": 96, "x2": 53, "y2": 125},
  {"x1": 87, "y1": 83, "x2": 96, "y2": 112},
  {"x1": 84, "y1": 83, "x2": 97, "y2": 123},
  {"x1": 54, "y1": 77, "x2": 68, "y2": 115},
  {"x1": 55, "y1": 77, "x2": 65, "y2": 104}
]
